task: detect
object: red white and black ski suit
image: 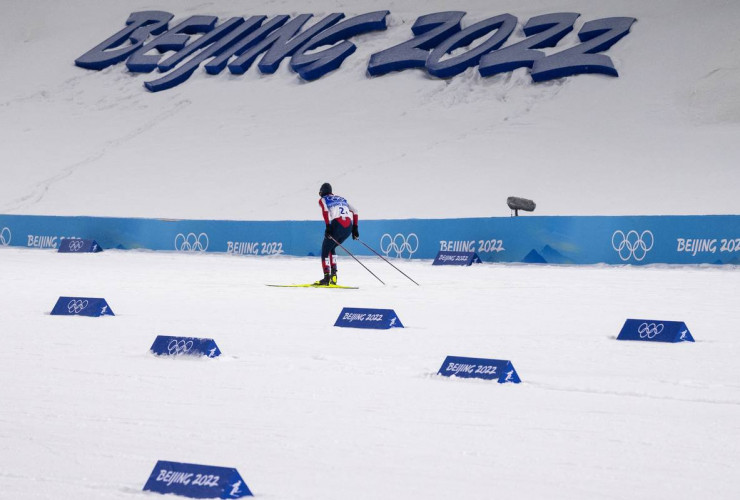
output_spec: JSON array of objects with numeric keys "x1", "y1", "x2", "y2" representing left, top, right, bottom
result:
[{"x1": 319, "y1": 194, "x2": 358, "y2": 274}]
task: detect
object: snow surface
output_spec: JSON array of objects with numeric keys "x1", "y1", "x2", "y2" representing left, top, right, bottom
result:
[
  {"x1": 2, "y1": 1, "x2": 740, "y2": 499},
  {"x1": 0, "y1": 247, "x2": 739, "y2": 499},
  {"x1": 1, "y1": 1, "x2": 739, "y2": 220}
]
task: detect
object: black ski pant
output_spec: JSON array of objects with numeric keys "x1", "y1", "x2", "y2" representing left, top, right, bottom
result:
[{"x1": 321, "y1": 220, "x2": 352, "y2": 273}]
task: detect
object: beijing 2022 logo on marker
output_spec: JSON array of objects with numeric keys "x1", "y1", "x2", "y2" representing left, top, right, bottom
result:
[
  {"x1": 68, "y1": 240, "x2": 85, "y2": 252},
  {"x1": 638, "y1": 322, "x2": 663, "y2": 339},
  {"x1": 67, "y1": 299, "x2": 89, "y2": 314},
  {"x1": 168, "y1": 339, "x2": 194, "y2": 355}
]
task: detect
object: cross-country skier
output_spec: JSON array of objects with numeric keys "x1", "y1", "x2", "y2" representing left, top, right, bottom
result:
[{"x1": 315, "y1": 182, "x2": 359, "y2": 285}]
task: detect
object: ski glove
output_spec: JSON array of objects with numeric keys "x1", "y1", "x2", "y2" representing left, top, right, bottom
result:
[
  {"x1": 352, "y1": 225, "x2": 359, "y2": 240},
  {"x1": 324, "y1": 225, "x2": 331, "y2": 239}
]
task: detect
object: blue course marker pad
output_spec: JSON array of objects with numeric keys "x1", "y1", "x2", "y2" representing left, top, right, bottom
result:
[
  {"x1": 58, "y1": 238, "x2": 103, "y2": 253},
  {"x1": 334, "y1": 307, "x2": 404, "y2": 329},
  {"x1": 432, "y1": 251, "x2": 482, "y2": 265},
  {"x1": 438, "y1": 356, "x2": 521, "y2": 383},
  {"x1": 51, "y1": 297, "x2": 114, "y2": 317},
  {"x1": 143, "y1": 460, "x2": 252, "y2": 498},
  {"x1": 617, "y1": 319, "x2": 695, "y2": 343},
  {"x1": 150, "y1": 335, "x2": 222, "y2": 358}
]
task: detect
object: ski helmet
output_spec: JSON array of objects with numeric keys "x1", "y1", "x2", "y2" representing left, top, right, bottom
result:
[{"x1": 319, "y1": 183, "x2": 332, "y2": 197}]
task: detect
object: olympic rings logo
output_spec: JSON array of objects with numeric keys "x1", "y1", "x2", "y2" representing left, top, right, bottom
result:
[
  {"x1": 67, "y1": 299, "x2": 89, "y2": 314},
  {"x1": 380, "y1": 233, "x2": 419, "y2": 259},
  {"x1": 168, "y1": 339, "x2": 194, "y2": 355},
  {"x1": 612, "y1": 230, "x2": 654, "y2": 262},
  {"x1": 0, "y1": 227, "x2": 11, "y2": 246},
  {"x1": 638, "y1": 322, "x2": 664, "y2": 339},
  {"x1": 68, "y1": 239, "x2": 84, "y2": 252},
  {"x1": 174, "y1": 232, "x2": 209, "y2": 252}
]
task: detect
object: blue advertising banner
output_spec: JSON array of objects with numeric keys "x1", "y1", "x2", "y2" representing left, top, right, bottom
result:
[
  {"x1": 51, "y1": 297, "x2": 114, "y2": 317},
  {"x1": 334, "y1": 307, "x2": 404, "y2": 329},
  {"x1": 617, "y1": 319, "x2": 695, "y2": 343},
  {"x1": 432, "y1": 251, "x2": 482, "y2": 265},
  {"x1": 58, "y1": 238, "x2": 103, "y2": 253},
  {"x1": 2, "y1": 214, "x2": 740, "y2": 265},
  {"x1": 437, "y1": 356, "x2": 521, "y2": 383},
  {"x1": 150, "y1": 335, "x2": 222, "y2": 358},
  {"x1": 143, "y1": 460, "x2": 252, "y2": 498}
]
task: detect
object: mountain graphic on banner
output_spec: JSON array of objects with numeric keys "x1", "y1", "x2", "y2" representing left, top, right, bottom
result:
[
  {"x1": 521, "y1": 249, "x2": 547, "y2": 263},
  {"x1": 540, "y1": 245, "x2": 574, "y2": 264}
]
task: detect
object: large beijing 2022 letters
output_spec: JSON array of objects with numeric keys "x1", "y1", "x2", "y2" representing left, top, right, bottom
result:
[
  {"x1": 150, "y1": 335, "x2": 222, "y2": 358},
  {"x1": 143, "y1": 460, "x2": 252, "y2": 498},
  {"x1": 334, "y1": 307, "x2": 404, "y2": 329},
  {"x1": 58, "y1": 238, "x2": 103, "y2": 253},
  {"x1": 617, "y1": 319, "x2": 695, "y2": 343},
  {"x1": 289, "y1": 11, "x2": 389, "y2": 81},
  {"x1": 432, "y1": 251, "x2": 482, "y2": 266},
  {"x1": 51, "y1": 297, "x2": 114, "y2": 317},
  {"x1": 74, "y1": 11, "x2": 174, "y2": 70},
  {"x1": 74, "y1": 10, "x2": 636, "y2": 91},
  {"x1": 437, "y1": 356, "x2": 521, "y2": 383}
]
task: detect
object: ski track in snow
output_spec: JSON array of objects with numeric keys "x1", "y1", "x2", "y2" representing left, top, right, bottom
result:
[
  {"x1": 528, "y1": 382, "x2": 740, "y2": 407},
  {"x1": 0, "y1": 248, "x2": 739, "y2": 499}
]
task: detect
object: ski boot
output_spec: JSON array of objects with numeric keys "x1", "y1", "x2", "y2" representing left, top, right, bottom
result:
[
  {"x1": 330, "y1": 267, "x2": 338, "y2": 285},
  {"x1": 314, "y1": 273, "x2": 332, "y2": 286}
]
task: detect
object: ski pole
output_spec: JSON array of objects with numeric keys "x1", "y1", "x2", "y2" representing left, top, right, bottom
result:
[
  {"x1": 329, "y1": 236, "x2": 385, "y2": 285},
  {"x1": 356, "y1": 238, "x2": 420, "y2": 286}
]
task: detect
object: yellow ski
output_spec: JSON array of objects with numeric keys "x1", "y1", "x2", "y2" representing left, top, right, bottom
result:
[{"x1": 266, "y1": 283, "x2": 359, "y2": 289}]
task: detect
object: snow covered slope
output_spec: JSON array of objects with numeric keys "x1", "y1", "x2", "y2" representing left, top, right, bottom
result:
[
  {"x1": 0, "y1": 249, "x2": 738, "y2": 499},
  {"x1": 1, "y1": 0, "x2": 739, "y2": 220}
]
